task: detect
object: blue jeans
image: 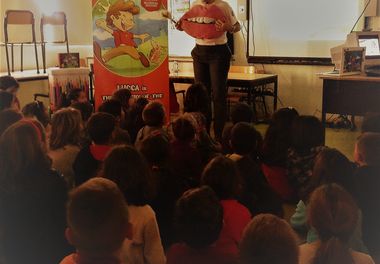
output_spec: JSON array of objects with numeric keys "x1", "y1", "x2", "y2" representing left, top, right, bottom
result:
[{"x1": 191, "y1": 44, "x2": 231, "y2": 139}]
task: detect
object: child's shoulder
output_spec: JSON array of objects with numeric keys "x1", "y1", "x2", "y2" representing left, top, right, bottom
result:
[{"x1": 59, "y1": 253, "x2": 77, "y2": 264}]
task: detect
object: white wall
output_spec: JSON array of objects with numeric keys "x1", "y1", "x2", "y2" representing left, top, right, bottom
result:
[
  {"x1": 0, "y1": 0, "x2": 93, "y2": 72},
  {"x1": 1, "y1": 0, "x2": 379, "y2": 116}
]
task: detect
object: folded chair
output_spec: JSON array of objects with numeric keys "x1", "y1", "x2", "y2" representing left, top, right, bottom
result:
[
  {"x1": 4, "y1": 10, "x2": 40, "y2": 75},
  {"x1": 40, "y1": 12, "x2": 69, "y2": 73}
]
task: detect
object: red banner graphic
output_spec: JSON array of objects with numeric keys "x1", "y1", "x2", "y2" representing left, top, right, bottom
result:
[{"x1": 92, "y1": 0, "x2": 169, "y2": 114}]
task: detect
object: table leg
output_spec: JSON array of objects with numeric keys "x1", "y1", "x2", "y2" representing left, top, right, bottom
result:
[{"x1": 273, "y1": 77, "x2": 278, "y2": 111}]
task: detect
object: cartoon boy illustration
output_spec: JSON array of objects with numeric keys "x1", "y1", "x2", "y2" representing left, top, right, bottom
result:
[{"x1": 95, "y1": 0, "x2": 150, "y2": 67}]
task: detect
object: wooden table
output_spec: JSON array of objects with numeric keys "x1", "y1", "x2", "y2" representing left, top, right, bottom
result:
[
  {"x1": 169, "y1": 71, "x2": 279, "y2": 112},
  {"x1": 319, "y1": 74, "x2": 380, "y2": 125}
]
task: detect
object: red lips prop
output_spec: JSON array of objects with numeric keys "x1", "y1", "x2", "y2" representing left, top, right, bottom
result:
[{"x1": 180, "y1": 4, "x2": 226, "y2": 39}]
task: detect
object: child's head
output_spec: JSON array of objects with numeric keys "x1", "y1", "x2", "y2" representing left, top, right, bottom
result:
[
  {"x1": 0, "y1": 109, "x2": 23, "y2": 136},
  {"x1": 240, "y1": 214, "x2": 299, "y2": 264},
  {"x1": 22, "y1": 100, "x2": 50, "y2": 128},
  {"x1": 291, "y1": 115, "x2": 324, "y2": 155},
  {"x1": 262, "y1": 107, "x2": 299, "y2": 165},
  {"x1": 103, "y1": 145, "x2": 153, "y2": 205},
  {"x1": 172, "y1": 116, "x2": 195, "y2": 142},
  {"x1": 0, "y1": 121, "x2": 50, "y2": 190},
  {"x1": 139, "y1": 132, "x2": 170, "y2": 166},
  {"x1": 306, "y1": 148, "x2": 355, "y2": 200},
  {"x1": 175, "y1": 186, "x2": 223, "y2": 249},
  {"x1": 71, "y1": 101, "x2": 94, "y2": 123},
  {"x1": 230, "y1": 122, "x2": 259, "y2": 155},
  {"x1": 66, "y1": 177, "x2": 129, "y2": 255},
  {"x1": 354, "y1": 132, "x2": 380, "y2": 166},
  {"x1": 98, "y1": 99, "x2": 123, "y2": 122},
  {"x1": 112, "y1": 88, "x2": 133, "y2": 110},
  {"x1": 361, "y1": 112, "x2": 380, "y2": 133},
  {"x1": 231, "y1": 103, "x2": 253, "y2": 124},
  {"x1": 67, "y1": 88, "x2": 87, "y2": 105},
  {"x1": 184, "y1": 83, "x2": 209, "y2": 113},
  {"x1": 0, "y1": 75, "x2": 19, "y2": 94},
  {"x1": 0, "y1": 90, "x2": 16, "y2": 111},
  {"x1": 201, "y1": 155, "x2": 240, "y2": 200},
  {"x1": 142, "y1": 101, "x2": 165, "y2": 127},
  {"x1": 50, "y1": 108, "x2": 82, "y2": 150},
  {"x1": 308, "y1": 184, "x2": 358, "y2": 263},
  {"x1": 87, "y1": 112, "x2": 116, "y2": 145}
]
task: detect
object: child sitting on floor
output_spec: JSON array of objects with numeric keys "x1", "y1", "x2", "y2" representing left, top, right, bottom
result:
[
  {"x1": 167, "y1": 186, "x2": 237, "y2": 264},
  {"x1": 260, "y1": 107, "x2": 299, "y2": 201},
  {"x1": 103, "y1": 145, "x2": 166, "y2": 264},
  {"x1": 353, "y1": 132, "x2": 380, "y2": 260},
  {"x1": 222, "y1": 102, "x2": 254, "y2": 154},
  {"x1": 202, "y1": 156, "x2": 251, "y2": 250},
  {"x1": 287, "y1": 115, "x2": 326, "y2": 200},
  {"x1": 60, "y1": 177, "x2": 131, "y2": 264},
  {"x1": 228, "y1": 122, "x2": 283, "y2": 216},
  {"x1": 170, "y1": 116, "x2": 202, "y2": 187},
  {"x1": 240, "y1": 214, "x2": 299, "y2": 264},
  {"x1": 135, "y1": 101, "x2": 167, "y2": 149},
  {"x1": 73, "y1": 112, "x2": 115, "y2": 186}
]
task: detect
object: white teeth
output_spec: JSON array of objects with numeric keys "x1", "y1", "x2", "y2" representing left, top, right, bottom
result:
[
  {"x1": 187, "y1": 17, "x2": 215, "y2": 24},
  {"x1": 203, "y1": 17, "x2": 214, "y2": 23},
  {"x1": 196, "y1": 17, "x2": 204, "y2": 23}
]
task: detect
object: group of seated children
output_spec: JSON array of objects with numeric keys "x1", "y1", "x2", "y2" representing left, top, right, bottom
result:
[{"x1": 0, "y1": 75, "x2": 379, "y2": 264}]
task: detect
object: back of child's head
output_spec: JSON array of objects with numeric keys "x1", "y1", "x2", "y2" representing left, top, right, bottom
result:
[
  {"x1": 0, "y1": 90, "x2": 15, "y2": 111},
  {"x1": 184, "y1": 83, "x2": 209, "y2": 113},
  {"x1": 139, "y1": 132, "x2": 170, "y2": 166},
  {"x1": 0, "y1": 75, "x2": 19, "y2": 92},
  {"x1": 361, "y1": 112, "x2": 380, "y2": 133},
  {"x1": 98, "y1": 99, "x2": 122, "y2": 119},
  {"x1": 0, "y1": 120, "x2": 50, "y2": 191},
  {"x1": 142, "y1": 101, "x2": 165, "y2": 127},
  {"x1": 0, "y1": 109, "x2": 23, "y2": 136},
  {"x1": 231, "y1": 103, "x2": 253, "y2": 124},
  {"x1": 355, "y1": 132, "x2": 380, "y2": 166},
  {"x1": 87, "y1": 112, "x2": 115, "y2": 145},
  {"x1": 306, "y1": 148, "x2": 355, "y2": 200},
  {"x1": 240, "y1": 214, "x2": 299, "y2": 264},
  {"x1": 175, "y1": 186, "x2": 223, "y2": 249},
  {"x1": 103, "y1": 145, "x2": 153, "y2": 205},
  {"x1": 112, "y1": 88, "x2": 132, "y2": 109},
  {"x1": 201, "y1": 155, "x2": 240, "y2": 200},
  {"x1": 22, "y1": 100, "x2": 50, "y2": 128},
  {"x1": 230, "y1": 122, "x2": 258, "y2": 155},
  {"x1": 71, "y1": 101, "x2": 94, "y2": 123},
  {"x1": 308, "y1": 184, "x2": 358, "y2": 264},
  {"x1": 262, "y1": 107, "x2": 299, "y2": 165},
  {"x1": 67, "y1": 177, "x2": 129, "y2": 254},
  {"x1": 291, "y1": 115, "x2": 324, "y2": 155},
  {"x1": 68, "y1": 88, "x2": 86, "y2": 104},
  {"x1": 172, "y1": 116, "x2": 195, "y2": 142},
  {"x1": 50, "y1": 108, "x2": 82, "y2": 150}
]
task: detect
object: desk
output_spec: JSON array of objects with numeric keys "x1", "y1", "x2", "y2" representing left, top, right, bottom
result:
[
  {"x1": 320, "y1": 74, "x2": 380, "y2": 124},
  {"x1": 169, "y1": 71, "x2": 278, "y2": 112}
]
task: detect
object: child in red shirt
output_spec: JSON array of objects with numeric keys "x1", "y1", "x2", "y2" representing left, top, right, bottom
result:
[
  {"x1": 167, "y1": 186, "x2": 237, "y2": 264},
  {"x1": 202, "y1": 156, "x2": 251, "y2": 247}
]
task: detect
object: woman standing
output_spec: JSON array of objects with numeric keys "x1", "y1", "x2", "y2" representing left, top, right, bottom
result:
[{"x1": 176, "y1": 0, "x2": 240, "y2": 140}]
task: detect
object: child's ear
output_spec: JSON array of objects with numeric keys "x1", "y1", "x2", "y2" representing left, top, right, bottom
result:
[
  {"x1": 125, "y1": 222, "x2": 133, "y2": 240},
  {"x1": 65, "y1": 227, "x2": 75, "y2": 246}
]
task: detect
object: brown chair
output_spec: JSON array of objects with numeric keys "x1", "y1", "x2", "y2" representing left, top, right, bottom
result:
[
  {"x1": 4, "y1": 10, "x2": 40, "y2": 75},
  {"x1": 40, "y1": 12, "x2": 69, "y2": 73}
]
